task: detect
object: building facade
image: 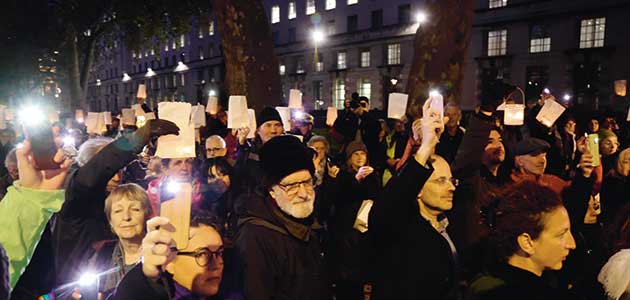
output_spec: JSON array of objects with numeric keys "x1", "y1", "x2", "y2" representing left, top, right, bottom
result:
[
  {"x1": 462, "y1": 0, "x2": 630, "y2": 111},
  {"x1": 86, "y1": 0, "x2": 630, "y2": 114}
]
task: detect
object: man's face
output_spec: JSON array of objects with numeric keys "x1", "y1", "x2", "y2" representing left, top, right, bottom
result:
[
  {"x1": 528, "y1": 206, "x2": 576, "y2": 271},
  {"x1": 393, "y1": 120, "x2": 405, "y2": 133},
  {"x1": 564, "y1": 120, "x2": 576, "y2": 134},
  {"x1": 483, "y1": 130, "x2": 505, "y2": 165},
  {"x1": 108, "y1": 198, "x2": 146, "y2": 240},
  {"x1": 270, "y1": 170, "x2": 316, "y2": 219},
  {"x1": 516, "y1": 152, "x2": 547, "y2": 175},
  {"x1": 297, "y1": 123, "x2": 312, "y2": 136},
  {"x1": 417, "y1": 157, "x2": 456, "y2": 212},
  {"x1": 600, "y1": 136, "x2": 619, "y2": 156},
  {"x1": 257, "y1": 120, "x2": 284, "y2": 144},
  {"x1": 206, "y1": 138, "x2": 227, "y2": 158},
  {"x1": 167, "y1": 158, "x2": 194, "y2": 181},
  {"x1": 588, "y1": 119, "x2": 599, "y2": 133},
  {"x1": 0, "y1": 132, "x2": 11, "y2": 145},
  {"x1": 112, "y1": 119, "x2": 120, "y2": 129},
  {"x1": 169, "y1": 225, "x2": 224, "y2": 297},
  {"x1": 348, "y1": 150, "x2": 367, "y2": 171},
  {"x1": 445, "y1": 106, "x2": 462, "y2": 129}
]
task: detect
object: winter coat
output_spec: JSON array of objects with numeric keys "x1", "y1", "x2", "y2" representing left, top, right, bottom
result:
[
  {"x1": 53, "y1": 135, "x2": 143, "y2": 286},
  {"x1": 1, "y1": 243, "x2": 8, "y2": 300},
  {"x1": 436, "y1": 127, "x2": 465, "y2": 164},
  {"x1": 0, "y1": 182, "x2": 65, "y2": 289},
  {"x1": 332, "y1": 111, "x2": 383, "y2": 167},
  {"x1": 468, "y1": 264, "x2": 576, "y2": 300},
  {"x1": 233, "y1": 190, "x2": 331, "y2": 300},
  {"x1": 231, "y1": 140, "x2": 264, "y2": 216},
  {"x1": 600, "y1": 174, "x2": 630, "y2": 225},
  {"x1": 369, "y1": 158, "x2": 459, "y2": 300}
]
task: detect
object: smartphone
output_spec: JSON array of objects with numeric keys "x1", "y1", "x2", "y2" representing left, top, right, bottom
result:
[
  {"x1": 23, "y1": 124, "x2": 59, "y2": 170},
  {"x1": 158, "y1": 179, "x2": 192, "y2": 250},
  {"x1": 587, "y1": 134, "x2": 600, "y2": 167},
  {"x1": 429, "y1": 92, "x2": 444, "y2": 120}
]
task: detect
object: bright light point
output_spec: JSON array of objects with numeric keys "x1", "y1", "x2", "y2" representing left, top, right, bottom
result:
[
  {"x1": 209, "y1": 90, "x2": 217, "y2": 97},
  {"x1": 294, "y1": 110, "x2": 304, "y2": 120},
  {"x1": 145, "y1": 68, "x2": 156, "y2": 78},
  {"x1": 390, "y1": 78, "x2": 398, "y2": 86},
  {"x1": 96, "y1": 79, "x2": 101, "y2": 86},
  {"x1": 19, "y1": 106, "x2": 45, "y2": 126},
  {"x1": 16, "y1": 143, "x2": 24, "y2": 149},
  {"x1": 543, "y1": 88, "x2": 550, "y2": 94},
  {"x1": 563, "y1": 94, "x2": 571, "y2": 101},
  {"x1": 79, "y1": 272, "x2": 97, "y2": 287},
  {"x1": 167, "y1": 181, "x2": 180, "y2": 194},
  {"x1": 62, "y1": 136, "x2": 75, "y2": 147},
  {"x1": 77, "y1": 118, "x2": 84, "y2": 124},
  {"x1": 429, "y1": 90, "x2": 441, "y2": 97},
  {"x1": 311, "y1": 29, "x2": 325, "y2": 44},
  {"x1": 415, "y1": 11, "x2": 428, "y2": 23},
  {"x1": 122, "y1": 73, "x2": 132, "y2": 82},
  {"x1": 174, "y1": 61, "x2": 189, "y2": 72}
]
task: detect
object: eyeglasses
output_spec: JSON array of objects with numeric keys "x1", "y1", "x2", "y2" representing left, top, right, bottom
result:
[
  {"x1": 429, "y1": 176, "x2": 459, "y2": 187},
  {"x1": 206, "y1": 147, "x2": 224, "y2": 153},
  {"x1": 177, "y1": 247, "x2": 224, "y2": 267},
  {"x1": 276, "y1": 178, "x2": 315, "y2": 195}
]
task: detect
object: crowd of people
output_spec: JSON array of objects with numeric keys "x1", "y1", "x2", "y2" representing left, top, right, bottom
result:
[{"x1": 1, "y1": 80, "x2": 630, "y2": 300}]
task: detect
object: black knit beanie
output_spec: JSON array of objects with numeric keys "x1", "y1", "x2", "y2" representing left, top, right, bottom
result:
[
  {"x1": 257, "y1": 107, "x2": 284, "y2": 128},
  {"x1": 260, "y1": 135, "x2": 315, "y2": 185}
]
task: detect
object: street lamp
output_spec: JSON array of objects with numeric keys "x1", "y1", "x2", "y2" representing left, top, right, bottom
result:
[
  {"x1": 174, "y1": 61, "x2": 189, "y2": 72},
  {"x1": 390, "y1": 78, "x2": 398, "y2": 86},
  {"x1": 122, "y1": 73, "x2": 131, "y2": 82},
  {"x1": 311, "y1": 29, "x2": 325, "y2": 70},
  {"x1": 145, "y1": 68, "x2": 156, "y2": 78},
  {"x1": 415, "y1": 11, "x2": 428, "y2": 24}
]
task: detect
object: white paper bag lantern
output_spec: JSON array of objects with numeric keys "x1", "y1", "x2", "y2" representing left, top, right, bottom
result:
[
  {"x1": 387, "y1": 93, "x2": 409, "y2": 120},
  {"x1": 85, "y1": 112, "x2": 100, "y2": 134},
  {"x1": 227, "y1": 96, "x2": 249, "y2": 129},
  {"x1": 137, "y1": 84, "x2": 147, "y2": 99},
  {"x1": 144, "y1": 112, "x2": 156, "y2": 120},
  {"x1": 247, "y1": 109, "x2": 257, "y2": 139},
  {"x1": 155, "y1": 102, "x2": 195, "y2": 159},
  {"x1": 103, "y1": 112, "x2": 112, "y2": 125},
  {"x1": 75, "y1": 109, "x2": 84, "y2": 123},
  {"x1": 615, "y1": 80, "x2": 627, "y2": 97},
  {"x1": 288, "y1": 89, "x2": 303, "y2": 109},
  {"x1": 121, "y1": 108, "x2": 136, "y2": 126},
  {"x1": 206, "y1": 96, "x2": 219, "y2": 114},
  {"x1": 503, "y1": 104, "x2": 525, "y2": 126},
  {"x1": 275, "y1": 107, "x2": 292, "y2": 132},
  {"x1": 132, "y1": 104, "x2": 144, "y2": 116},
  {"x1": 326, "y1": 107, "x2": 338, "y2": 127},
  {"x1": 535, "y1": 98, "x2": 566, "y2": 128},
  {"x1": 191, "y1": 105, "x2": 207, "y2": 129}
]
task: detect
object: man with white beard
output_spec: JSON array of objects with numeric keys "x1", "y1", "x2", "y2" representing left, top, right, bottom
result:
[{"x1": 234, "y1": 135, "x2": 331, "y2": 300}]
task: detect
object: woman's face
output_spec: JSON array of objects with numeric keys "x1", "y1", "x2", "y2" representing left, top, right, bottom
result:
[
  {"x1": 349, "y1": 151, "x2": 367, "y2": 171},
  {"x1": 310, "y1": 141, "x2": 327, "y2": 160},
  {"x1": 109, "y1": 198, "x2": 146, "y2": 240},
  {"x1": 600, "y1": 136, "x2": 619, "y2": 156},
  {"x1": 208, "y1": 165, "x2": 230, "y2": 188},
  {"x1": 617, "y1": 152, "x2": 630, "y2": 177}
]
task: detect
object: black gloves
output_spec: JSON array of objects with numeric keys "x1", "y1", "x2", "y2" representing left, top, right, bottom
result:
[{"x1": 129, "y1": 119, "x2": 180, "y2": 152}]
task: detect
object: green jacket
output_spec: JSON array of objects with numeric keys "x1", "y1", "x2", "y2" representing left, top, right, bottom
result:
[{"x1": 0, "y1": 182, "x2": 64, "y2": 289}]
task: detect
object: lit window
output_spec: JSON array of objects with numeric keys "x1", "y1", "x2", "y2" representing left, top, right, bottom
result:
[
  {"x1": 172, "y1": 39, "x2": 177, "y2": 50},
  {"x1": 489, "y1": 0, "x2": 507, "y2": 9},
  {"x1": 337, "y1": 51, "x2": 347, "y2": 69},
  {"x1": 279, "y1": 64, "x2": 286, "y2": 75},
  {"x1": 180, "y1": 73, "x2": 185, "y2": 86},
  {"x1": 306, "y1": 0, "x2": 316, "y2": 15},
  {"x1": 209, "y1": 21, "x2": 215, "y2": 36},
  {"x1": 132, "y1": 52, "x2": 136, "y2": 58},
  {"x1": 360, "y1": 50, "x2": 370, "y2": 67},
  {"x1": 387, "y1": 44, "x2": 401, "y2": 65},
  {"x1": 164, "y1": 43, "x2": 169, "y2": 52},
  {"x1": 151, "y1": 49, "x2": 155, "y2": 56},
  {"x1": 198, "y1": 27, "x2": 204, "y2": 39},
  {"x1": 271, "y1": 5, "x2": 280, "y2": 23},
  {"x1": 288, "y1": 2, "x2": 297, "y2": 19},
  {"x1": 326, "y1": 0, "x2": 336, "y2": 10},
  {"x1": 487, "y1": 29, "x2": 507, "y2": 56},
  {"x1": 580, "y1": 18, "x2": 605, "y2": 49},
  {"x1": 530, "y1": 24, "x2": 551, "y2": 53},
  {"x1": 316, "y1": 59, "x2": 324, "y2": 72},
  {"x1": 334, "y1": 79, "x2": 346, "y2": 108},
  {"x1": 139, "y1": 52, "x2": 143, "y2": 59},
  {"x1": 348, "y1": 0, "x2": 358, "y2": 5},
  {"x1": 358, "y1": 79, "x2": 371, "y2": 99},
  {"x1": 199, "y1": 47, "x2": 204, "y2": 60},
  {"x1": 179, "y1": 34, "x2": 185, "y2": 47},
  {"x1": 296, "y1": 58, "x2": 305, "y2": 74}
]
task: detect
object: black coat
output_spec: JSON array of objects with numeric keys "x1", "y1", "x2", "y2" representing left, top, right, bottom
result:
[
  {"x1": 53, "y1": 136, "x2": 141, "y2": 285},
  {"x1": 109, "y1": 264, "x2": 171, "y2": 300},
  {"x1": 332, "y1": 111, "x2": 382, "y2": 167},
  {"x1": 369, "y1": 158, "x2": 458, "y2": 300},
  {"x1": 234, "y1": 190, "x2": 331, "y2": 300},
  {"x1": 600, "y1": 174, "x2": 630, "y2": 225}
]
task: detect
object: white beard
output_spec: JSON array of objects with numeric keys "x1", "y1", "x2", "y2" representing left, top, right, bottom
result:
[{"x1": 277, "y1": 198, "x2": 315, "y2": 219}]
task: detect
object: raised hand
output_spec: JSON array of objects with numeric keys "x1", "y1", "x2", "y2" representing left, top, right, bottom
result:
[
  {"x1": 16, "y1": 140, "x2": 72, "y2": 190},
  {"x1": 141, "y1": 217, "x2": 177, "y2": 280}
]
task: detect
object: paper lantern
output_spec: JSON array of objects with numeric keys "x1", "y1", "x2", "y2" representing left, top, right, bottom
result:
[
  {"x1": 387, "y1": 93, "x2": 409, "y2": 120},
  {"x1": 247, "y1": 109, "x2": 257, "y2": 139},
  {"x1": 121, "y1": 108, "x2": 136, "y2": 126},
  {"x1": 227, "y1": 96, "x2": 249, "y2": 129},
  {"x1": 75, "y1": 109, "x2": 84, "y2": 123},
  {"x1": 155, "y1": 102, "x2": 195, "y2": 159},
  {"x1": 206, "y1": 96, "x2": 218, "y2": 114},
  {"x1": 132, "y1": 104, "x2": 144, "y2": 116},
  {"x1": 503, "y1": 104, "x2": 525, "y2": 126},
  {"x1": 275, "y1": 107, "x2": 292, "y2": 132},
  {"x1": 288, "y1": 89, "x2": 303, "y2": 109},
  {"x1": 615, "y1": 80, "x2": 627, "y2": 97},
  {"x1": 191, "y1": 105, "x2": 206, "y2": 129},
  {"x1": 326, "y1": 107, "x2": 338, "y2": 127},
  {"x1": 103, "y1": 112, "x2": 112, "y2": 125},
  {"x1": 137, "y1": 84, "x2": 147, "y2": 99},
  {"x1": 535, "y1": 98, "x2": 566, "y2": 128}
]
